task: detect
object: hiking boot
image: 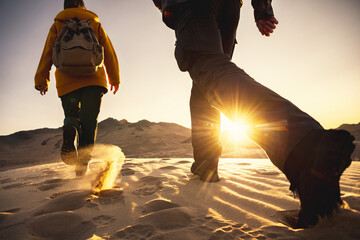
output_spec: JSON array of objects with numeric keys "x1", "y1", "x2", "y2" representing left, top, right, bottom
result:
[
  {"x1": 60, "y1": 126, "x2": 77, "y2": 165},
  {"x1": 191, "y1": 160, "x2": 220, "y2": 182},
  {"x1": 284, "y1": 129, "x2": 355, "y2": 228}
]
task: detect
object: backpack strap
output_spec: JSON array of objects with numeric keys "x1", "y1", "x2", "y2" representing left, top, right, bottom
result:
[
  {"x1": 77, "y1": 19, "x2": 101, "y2": 45},
  {"x1": 87, "y1": 23, "x2": 101, "y2": 46},
  {"x1": 53, "y1": 20, "x2": 70, "y2": 51}
]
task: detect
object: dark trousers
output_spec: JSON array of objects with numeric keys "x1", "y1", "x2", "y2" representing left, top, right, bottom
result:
[
  {"x1": 188, "y1": 0, "x2": 238, "y2": 168},
  {"x1": 60, "y1": 86, "x2": 105, "y2": 152},
  {"x1": 174, "y1": 0, "x2": 323, "y2": 171}
]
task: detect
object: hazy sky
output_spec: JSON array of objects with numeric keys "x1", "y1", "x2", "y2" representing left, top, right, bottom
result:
[{"x1": 0, "y1": 0, "x2": 359, "y2": 135}]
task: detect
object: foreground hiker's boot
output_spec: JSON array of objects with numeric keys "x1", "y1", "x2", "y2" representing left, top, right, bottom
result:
[
  {"x1": 60, "y1": 126, "x2": 78, "y2": 165},
  {"x1": 284, "y1": 129, "x2": 355, "y2": 228}
]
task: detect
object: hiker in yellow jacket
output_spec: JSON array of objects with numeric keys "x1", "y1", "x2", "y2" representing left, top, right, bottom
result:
[{"x1": 35, "y1": 0, "x2": 120, "y2": 176}]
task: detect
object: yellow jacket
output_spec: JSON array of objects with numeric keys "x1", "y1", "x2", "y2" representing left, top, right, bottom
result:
[{"x1": 35, "y1": 8, "x2": 120, "y2": 97}]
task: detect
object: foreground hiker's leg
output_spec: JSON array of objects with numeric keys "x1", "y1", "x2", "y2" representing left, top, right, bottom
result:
[
  {"x1": 190, "y1": 83, "x2": 221, "y2": 182},
  {"x1": 173, "y1": 0, "x2": 355, "y2": 227}
]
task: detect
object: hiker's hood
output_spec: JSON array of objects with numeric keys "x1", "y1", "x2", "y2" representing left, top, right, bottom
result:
[{"x1": 54, "y1": 8, "x2": 99, "y2": 22}]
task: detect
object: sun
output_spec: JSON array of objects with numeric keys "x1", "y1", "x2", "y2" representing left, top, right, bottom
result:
[{"x1": 220, "y1": 114, "x2": 249, "y2": 141}]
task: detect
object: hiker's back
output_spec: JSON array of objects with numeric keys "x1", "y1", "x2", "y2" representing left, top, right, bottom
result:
[{"x1": 35, "y1": 7, "x2": 120, "y2": 97}]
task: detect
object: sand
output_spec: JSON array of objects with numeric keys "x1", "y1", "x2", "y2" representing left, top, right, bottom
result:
[{"x1": 0, "y1": 144, "x2": 360, "y2": 240}]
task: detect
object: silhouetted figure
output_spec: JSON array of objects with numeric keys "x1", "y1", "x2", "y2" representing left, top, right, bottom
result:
[
  {"x1": 35, "y1": 0, "x2": 120, "y2": 176},
  {"x1": 153, "y1": 0, "x2": 355, "y2": 228}
]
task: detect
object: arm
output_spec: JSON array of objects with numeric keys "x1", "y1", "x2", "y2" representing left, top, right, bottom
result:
[
  {"x1": 251, "y1": 0, "x2": 278, "y2": 37},
  {"x1": 98, "y1": 24, "x2": 120, "y2": 94},
  {"x1": 34, "y1": 23, "x2": 57, "y2": 95}
]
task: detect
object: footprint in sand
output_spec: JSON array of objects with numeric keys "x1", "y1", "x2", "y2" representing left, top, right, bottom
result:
[
  {"x1": 0, "y1": 191, "x2": 93, "y2": 233},
  {"x1": 138, "y1": 176, "x2": 165, "y2": 185},
  {"x1": 121, "y1": 168, "x2": 136, "y2": 176},
  {"x1": 37, "y1": 178, "x2": 69, "y2": 191},
  {"x1": 112, "y1": 200, "x2": 184, "y2": 239},
  {"x1": 18, "y1": 169, "x2": 58, "y2": 182},
  {"x1": 92, "y1": 215, "x2": 115, "y2": 228},
  {"x1": 34, "y1": 190, "x2": 92, "y2": 216},
  {"x1": 28, "y1": 211, "x2": 95, "y2": 240},
  {"x1": 113, "y1": 198, "x2": 266, "y2": 240},
  {"x1": 94, "y1": 189, "x2": 124, "y2": 205},
  {"x1": 132, "y1": 186, "x2": 162, "y2": 197},
  {"x1": 132, "y1": 176, "x2": 165, "y2": 197}
]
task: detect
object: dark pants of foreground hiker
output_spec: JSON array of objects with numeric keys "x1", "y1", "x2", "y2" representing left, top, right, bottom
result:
[
  {"x1": 174, "y1": 0, "x2": 323, "y2": 171},
  {"x1": 60, "y1": 86, "x2": 105, "y2": 152}
]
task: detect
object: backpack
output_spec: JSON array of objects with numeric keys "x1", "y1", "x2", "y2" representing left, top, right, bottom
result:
[{"x1": 52, "y1": 18, "x2": 104, "y2": 76}]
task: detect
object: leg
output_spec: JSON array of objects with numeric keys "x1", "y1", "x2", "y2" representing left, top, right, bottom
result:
[
  {"x1": 78, "y1": 86, "x2": 105, "y2": 162},
  {"x1": 72, "y1": 86, "x2": 104, "y2": 176},
  {"x1": 60, "y1": 90, "x2": 81, "y2": 165},
  {"x1": 190, "y1": 82, "x2": 222, "y2": 182},
  {"x1": 175, "y1": 0, "x2": 321, "y2": 172},
  {"x1": 185, "y1": 0, "x2": 239, "y2": 182}
]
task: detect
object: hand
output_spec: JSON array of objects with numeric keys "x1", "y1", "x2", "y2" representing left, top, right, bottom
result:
[
  {"x1": 110, "y1": 84, "x2": 119, "y2": 95},
  {"x1": 40, "y1": 89, "x2": 48, "y2": 96},
  {"x1": 256, "y1": 16, "x2": 279, "y2": 37},
  {"x1": 36, "y1": 85, "x2": 48, "y2": 96}
]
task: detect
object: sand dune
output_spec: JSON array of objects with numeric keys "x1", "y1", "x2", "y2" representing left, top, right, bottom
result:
[
  {"x1": 0, "y1": 144, "x2": 360, "y2": 239},
  {"x1": 1, "y1": 119, "x2": 359, "y2": 172}
]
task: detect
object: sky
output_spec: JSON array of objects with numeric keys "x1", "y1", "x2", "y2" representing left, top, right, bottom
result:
[{"x1": 0, "y1": 0, "x2": 359, "y2": 135}]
